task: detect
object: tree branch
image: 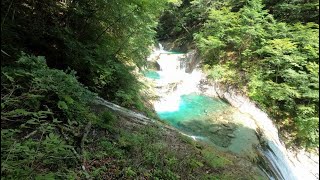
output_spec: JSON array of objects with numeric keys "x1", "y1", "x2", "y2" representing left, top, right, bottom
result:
[{"x1": 94, "y1": 16, "x2": 123, "y2": 42}]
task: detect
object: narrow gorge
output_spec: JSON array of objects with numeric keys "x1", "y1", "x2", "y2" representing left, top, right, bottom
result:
[
  {"x1": 142, "y1": 44, "x2": 319, "y2": 180},
  {"x1": 1, "y1": 0, "x2": 318, "y2": 179}
]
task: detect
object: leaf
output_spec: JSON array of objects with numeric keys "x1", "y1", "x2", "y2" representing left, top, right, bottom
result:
[
  {"x1": 32, "y1": 111, "x2": 53, "y2": 119},
  {"x1": 63, "y1": 95, "x2": 74, "y2": 104},
  {"x1": 48, "y1": 133, "x2": 55, "y2": 140},
  {"x1": 3, "y1": 109, "x2": 33, "y2": 117},
  {"x1": 57, "y1": 101, "x2": 68, "y2": 110},
  {"x1": 2, "y1": 72, "x2": 14, "y2": 82},
  {"x1": 26, "y1": 118, "x2": 39, "y2": 125},
  {"x1": 52, "y1": 118, "x2": 62, "y2": 124}
]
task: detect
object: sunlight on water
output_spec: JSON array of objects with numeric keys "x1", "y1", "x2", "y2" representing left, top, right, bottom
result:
[
  {"x1": 146, "y1": 46, "x2": 307, "y2": 180},
  {"x1": 144, "y1": 71, "x2": 160, "y2": 80},
  {"x1": 157, "y1": 93, "x2": 228, "y2": 127},
  {"x1": 150, "y1": 48, "x2": 229, "y2": 127},
  {"x1": 154, "y1": 93, "x2": 181, "y2": 112}
]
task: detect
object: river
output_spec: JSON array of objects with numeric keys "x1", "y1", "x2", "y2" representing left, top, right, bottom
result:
[{"x1": 143, "y1": 44, "x2": 318, "y2": 180}]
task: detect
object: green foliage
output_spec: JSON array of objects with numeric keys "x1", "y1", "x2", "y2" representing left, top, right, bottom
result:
[
  {"x1": 201, "y1": 149, "x2": 232, "y2": 168},
  {"x1": 170, "y1": 0, "x2": 319, "y2": 148},
  {"x1": 84, "y1": 123, "x2": 257, "y2": 179},
  {"x1": 92, "y1": 111, "x2": 117, "y2": 129},
  {"x1": 263, "y1": 0, "x2": 319, "y2": 23},
  {"x1": 157, "y1": 0, "x2": 213, "y2": 43},
  {"x1": 0, "y1": 1, "x2": 266, "y2": 179},
  {"x1": 248, "y1": 24, "x2": 319, "y2": 147},
  {"x1": 0, "y1": 52, "x2": 261, "y2": 178},
  {"x1": 1, "y1": 0, "x2": 168, "y2": 110},
  {"x1": 1, "y1": 54, "x2": 97, "y2": 179},
  {"x1": 204, "y1": 64, "x2": 239, "y2": 85}
]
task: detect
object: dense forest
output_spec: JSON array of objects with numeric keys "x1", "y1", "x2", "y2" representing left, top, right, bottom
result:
[
  {"x1": 1, "y1": 0, "x2": 319, "y2": 179},
  {"x1": 1, "y1": 0, "x2": 170, "y2": 178},
  {"x1": 157, "y1": 0, "x2": 319, "y2": 149}
]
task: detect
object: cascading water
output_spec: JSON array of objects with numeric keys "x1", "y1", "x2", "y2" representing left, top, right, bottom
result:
[
  {"x1": 159, "y1": 43, "x2": 164, "y2": 52},
  {"x1": 144, "y1": 44, "x2": 318, "y2": 180},
  {"x1": 154, "y1": 54, "x2": 203, "y2": 112}
]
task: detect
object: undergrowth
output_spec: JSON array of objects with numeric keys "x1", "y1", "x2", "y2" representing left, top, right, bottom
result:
[
  {"x1": 1, "y1": 53, "x2": 98, "y2": 179},
  {"x1": 1, "y1": 54, "x2": 264, "y2": 179}
]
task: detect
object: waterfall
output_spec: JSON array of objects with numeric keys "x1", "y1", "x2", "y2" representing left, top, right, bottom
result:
[
  {"x1": 145, "y1": 44, "x2": 318, "y2": 180},
  {"x1": 159, "y1": 43, "x2": 164, "y2": 51},
  {"x1": 262, "y1": 145, "x2": 293, "y2": 180},
  {"x1": 152, "y1": 44, "x2": 202, "y2": 113},
  {"x1": 230, "y1": 94, "x2": 298, "y2": 180},
  {"x1": 153, "y1": 52, "x2": 185, "y2": 112},
  {"x1": 201, "y1": 79, "x2": 320, "y2": 180}
]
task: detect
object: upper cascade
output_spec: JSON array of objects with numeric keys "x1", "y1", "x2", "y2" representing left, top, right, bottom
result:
[{"x1": 148, "y1": 44, "x2": 203, "y2": 112}]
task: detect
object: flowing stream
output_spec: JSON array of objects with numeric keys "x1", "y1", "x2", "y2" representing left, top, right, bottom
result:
[{"x1": 143, "y1": 45, "x2": 312, "y2": 180}]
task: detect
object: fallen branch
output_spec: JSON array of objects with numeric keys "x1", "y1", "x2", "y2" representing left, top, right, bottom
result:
[
  {"x1": 1, "y1": 49, "x2": 11, "y2": 57},
  {"x1": 23, "y1": 130, "x2": 38, "y2": 140}
]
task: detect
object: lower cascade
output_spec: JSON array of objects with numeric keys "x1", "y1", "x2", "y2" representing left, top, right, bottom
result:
[{"x1": 144, "y1": 45, "x2": 319, "y2": 180}]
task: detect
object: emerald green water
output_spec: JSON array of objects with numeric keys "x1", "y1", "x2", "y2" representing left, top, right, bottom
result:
[
  {"x1": 157, "y1": 93, "x2": 229, "y2": 127},
  {"x1": 144, "y1": 71, "x2": 160, "y2": 79},
  {"x1": 165, "y1": 51, "x2": 185, "y2": 55}
]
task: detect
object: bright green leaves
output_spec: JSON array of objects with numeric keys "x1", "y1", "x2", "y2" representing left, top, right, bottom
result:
[
  {"x1": 194, "y1": 35, "x2": 226, "y2": 63},
  {"x1": 62, "y1": 95, "x2": 74, "y2": 105},
  {"x1": 167, "y1": 0, "x2": 183, "y2": 5},
  {"x1": 208, "y1": 7, "x2": 236, "y2": 22},
  {"x1": 195, "y1": 0, "x2": 270, "y2": 66},
  {"x1": 263, "y1": 38, "x2": 297, "y2": 55},
  {"x1": 58, "y1": 97, "x2": 73, "y2": 111},
  {"x1": 267, "y1": 82, "x2": 301, "y2": 101},
  {"x1": 205, "y1": 64, "x2": 238, "y2": 84},
  {"x1": 250, "y1": 29, "x2": 319, "y2": 148},
  {"x1": 306, "y1": 62, "x2": 319, "y2": 78},
  {"x1": 58, "y1": 101, "x2": 68, "y2": 110},
  {"x1": 190, "y1": 0, "x2": 319, "y2": 148},
  {"x1": 195, "y1": 7, "x2": 237, "y2": 64}
]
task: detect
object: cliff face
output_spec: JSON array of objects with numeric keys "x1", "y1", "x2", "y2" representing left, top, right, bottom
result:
[
  {"x1": 184, "y1": 50, "x2": 201, "y2": 73},
  {"x1": 198, "y1": 79, "x2": 319, "y2": 180}
]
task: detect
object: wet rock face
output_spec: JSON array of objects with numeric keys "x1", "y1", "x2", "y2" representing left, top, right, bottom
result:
[
  {"x1": 184, "y1": 50, "x2": 201, "y2": 73},
  {"x1": 155, "y1": 62, "x2": 161, "y2": 70},
  {"x1": 199, "y1": 79, "x2": 320, "y2": 180},
  {"x1": 146, "y1": 61, "x2": 161, "y2": 70}
]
